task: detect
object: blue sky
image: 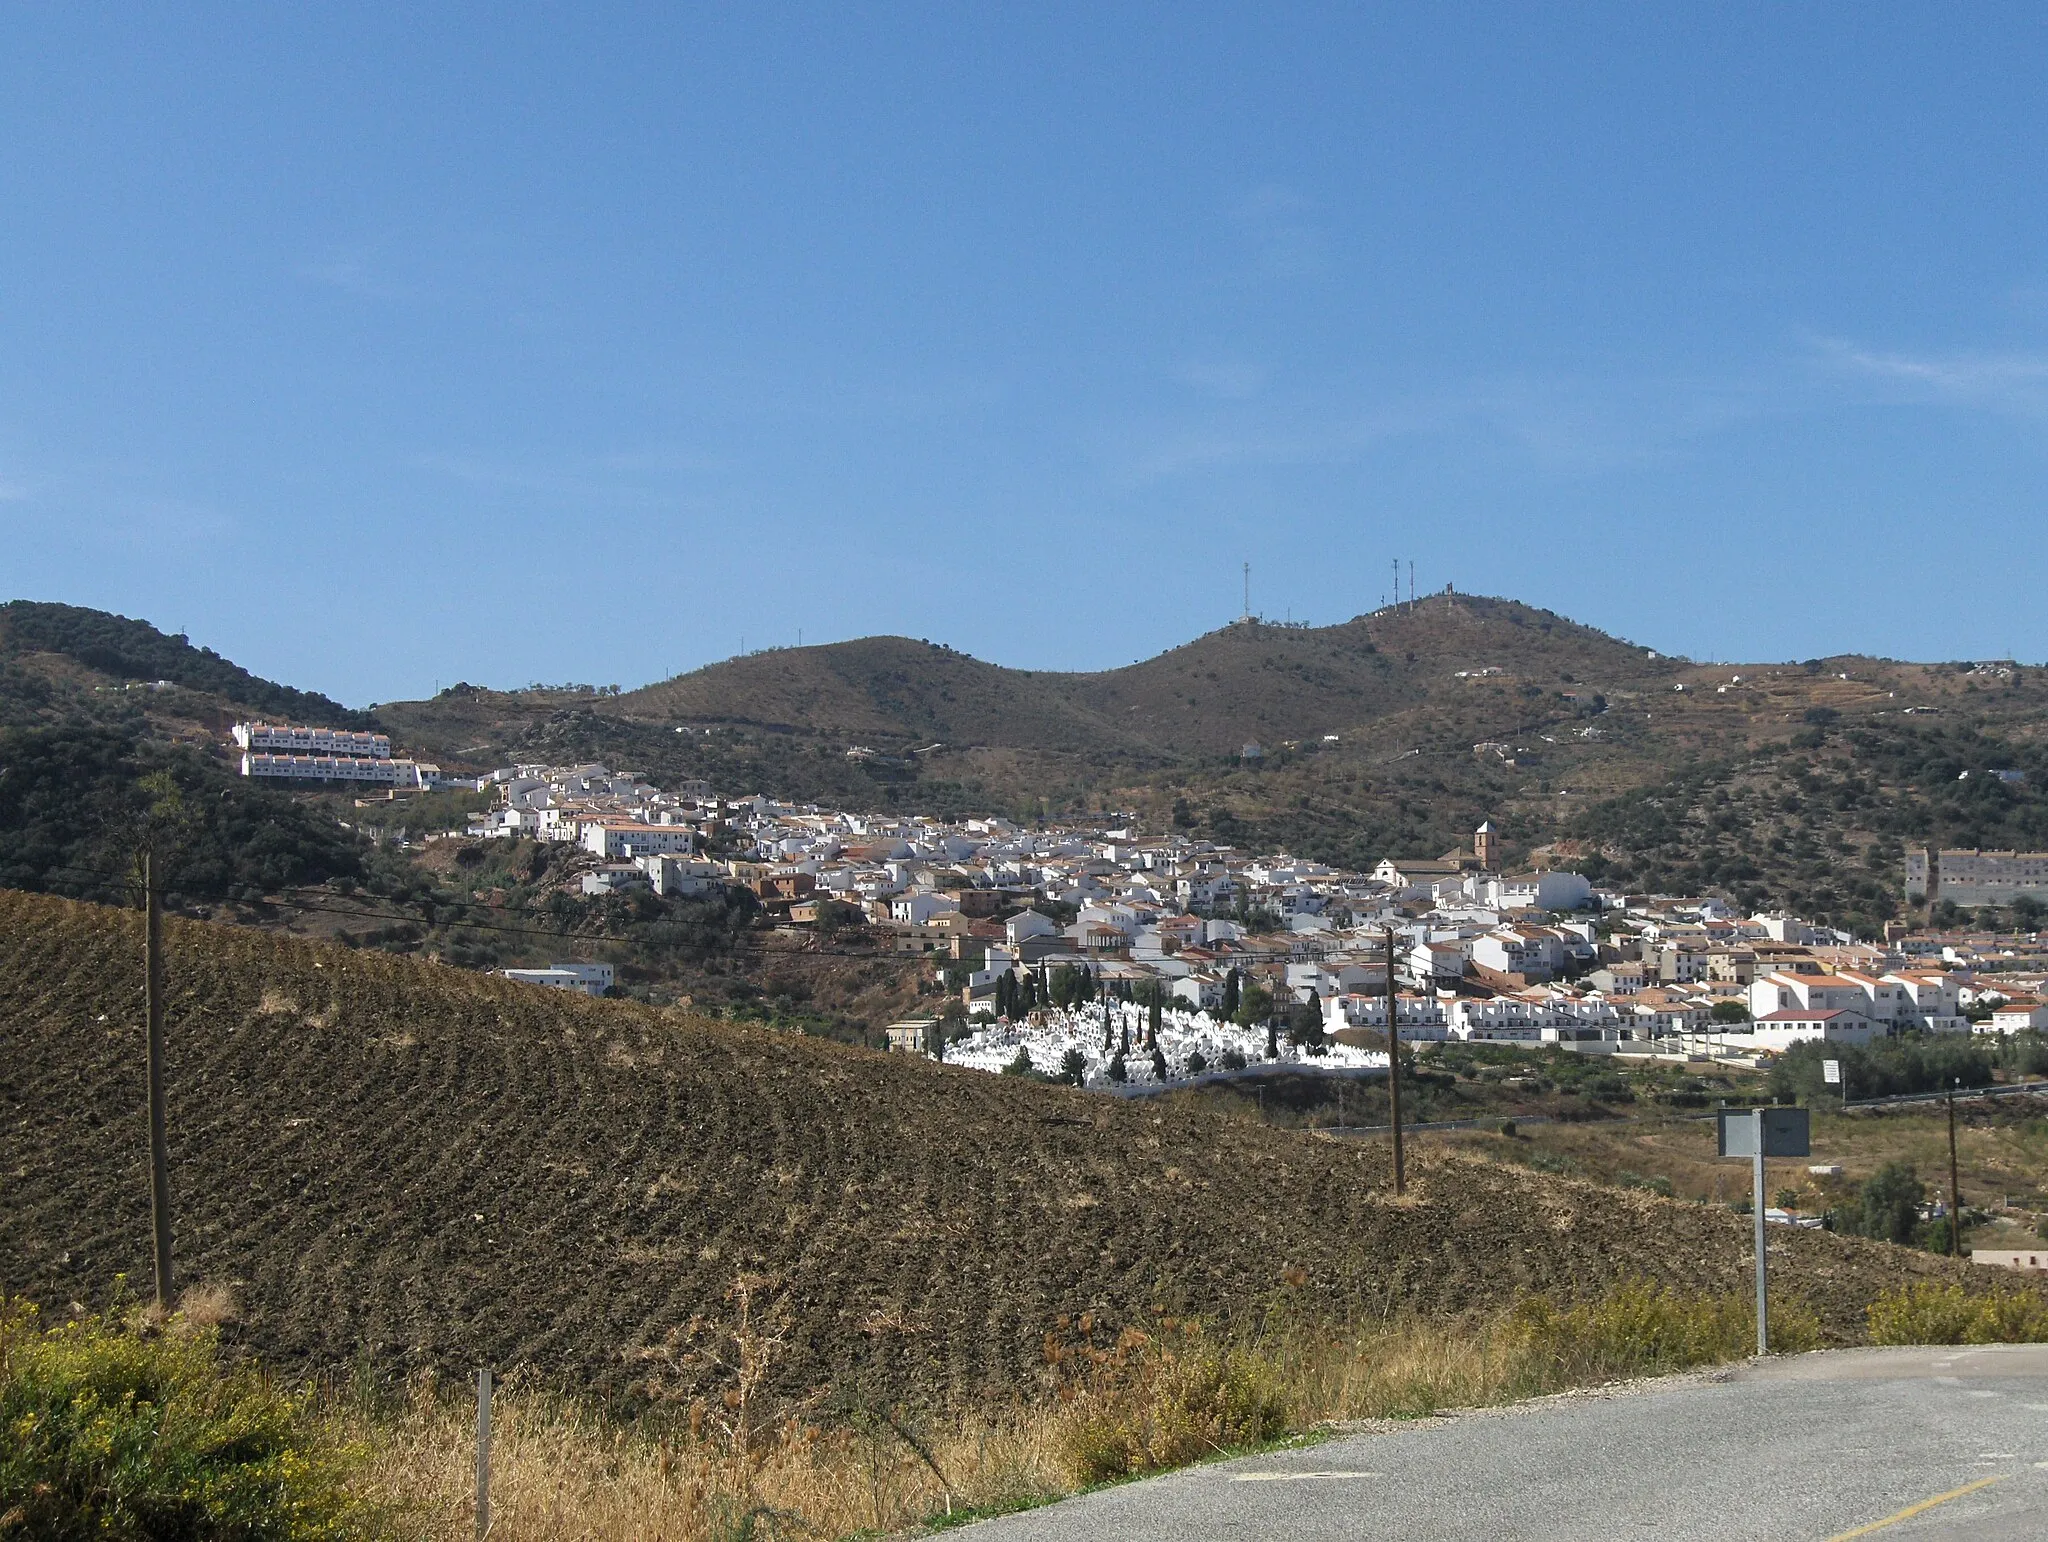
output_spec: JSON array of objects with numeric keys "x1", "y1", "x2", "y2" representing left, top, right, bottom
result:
[{"x1": 4, "y1": 5, "x2": 2047, "y2": 705}]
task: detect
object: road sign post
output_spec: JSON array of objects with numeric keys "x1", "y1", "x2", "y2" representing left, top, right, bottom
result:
[{"x1": 1718, "y1": 1106, "x2": 1811, "y2": 1356}]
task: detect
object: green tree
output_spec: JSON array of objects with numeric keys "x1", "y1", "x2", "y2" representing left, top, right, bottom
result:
[
  {"x1": 1852, "y1": 1161, "x2": 1927, "y2": 1246},
  {"x1": 1235, "y1": 982, "x2": 1273, "y2": 1028},
  {"x1": 1059, "y1": 1048, "x2": 1088, "y2": 1086},
  {"x1": 1710, "y1": 999, "x2": 1750, "y2": 1024},
  {"x1": 1002, "y1": 1047, "x2": 1034, "y2": 1077},
  {"x1": 1219, "y1": 968, "x2": 1240, "y2": 1020},
  {"x1": 1106, "y1": 1051, "x2": 1127, "y2": 1083},
  {"x1": 1287, "y1": 1000, "x2": 1324, "y2": 1047}
]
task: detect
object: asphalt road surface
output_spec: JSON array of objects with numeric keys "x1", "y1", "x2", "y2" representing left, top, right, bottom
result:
[{"x1": 961, "y1": 1345, "x2": 2048, "y2": 1541}]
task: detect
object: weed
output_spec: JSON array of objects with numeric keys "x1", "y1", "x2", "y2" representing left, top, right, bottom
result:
[
  {"x1": 0, "y1": 1296, "x2": 382, "y2": 1540},
  {"x1": 1052, "y1": 1326, "x2": 1289, "y2": 1484},
  {"x1": 1867, "y1": 1282, "x2": 2048, "y2": 1345}
]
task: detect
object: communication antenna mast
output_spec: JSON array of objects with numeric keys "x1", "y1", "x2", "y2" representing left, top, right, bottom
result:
[
  {"x1": 1243, "y1": 561, "x2": 1251, "y2": 621},
  {"x1": 1408, "y1": 560, "x2": 1415, "y2": 608},
  {"x1": 1391, "y1": 558, "x2": 1400, "y2": 613}
]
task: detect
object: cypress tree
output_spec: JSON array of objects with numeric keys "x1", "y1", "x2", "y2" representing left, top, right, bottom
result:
[{"x1": 1220, "y1": 968, "x2": 1240, "y2": 1020}]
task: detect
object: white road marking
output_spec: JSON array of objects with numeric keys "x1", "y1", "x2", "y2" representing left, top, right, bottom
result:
[{"x1": 1231, "y1": 1471, "x2": 1380, "y2": 1482}]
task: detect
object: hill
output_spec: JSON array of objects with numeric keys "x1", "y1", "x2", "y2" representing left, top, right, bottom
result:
[
  {"x1": 0, "y1": 888, "x2": 1985, "y2": 1409},
  {"x1": 603, "y1": 594, "x2": 1666, "y2": 759},
  {"x1": 12, "y1": 595, "x2": 2048, "y2": 939},
  {"x1": 0, "y1": 600, "x2": 358, "y2": 725}
]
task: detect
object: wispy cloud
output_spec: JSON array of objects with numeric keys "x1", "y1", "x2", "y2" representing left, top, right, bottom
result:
[
  {"x1": 1816, "y1": 338, "x2": 2048, "y2": 418},
  {"x1": 1111, "y1": 368, "x2": 1779, "y2": 487}
]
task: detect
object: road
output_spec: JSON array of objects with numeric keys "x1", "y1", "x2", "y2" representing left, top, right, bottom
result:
[{"x1": 960, "y1": 1345, "x2": 2048, "y2": 1541}]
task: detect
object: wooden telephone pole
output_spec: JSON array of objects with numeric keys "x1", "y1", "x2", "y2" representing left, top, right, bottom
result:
[
  {"x1": 144, "y1": 848, "x2": 175, "y2": 1308},
  {"x1": 1384, "y1": 927, "x2": 1405, "y2": 1195},
  {"x1": 1947, "y1": 1079, "x2": 1963, "y2": 1258}
]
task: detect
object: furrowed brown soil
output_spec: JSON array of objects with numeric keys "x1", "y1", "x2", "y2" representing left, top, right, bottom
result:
[{"x1": 0, "y1": 889, "x2": 2001, "y2": 1413}]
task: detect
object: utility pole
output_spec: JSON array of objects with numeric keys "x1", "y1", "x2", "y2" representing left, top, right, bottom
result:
[
  {"x1": 476, "y1": 1367, "x2": 493, "y2": 1539},
  {"x1": 143, "y1": 848, "x2": 175, "y2": 1309},
  {"x1": 1384, "y1": 926, "x2": 1405, "y2": 1195},
  {"x1": 1752, "y1": 1108, "x2": 1768, "y2": 1356},
  {"x1": 1948, "y1": 1079, "x2": 1963, "y2": 1258}
]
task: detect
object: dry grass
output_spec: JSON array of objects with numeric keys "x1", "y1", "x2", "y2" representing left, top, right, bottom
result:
[{"x1": 336, "y1": 1280, "x2": 1811, "y2": 1541}]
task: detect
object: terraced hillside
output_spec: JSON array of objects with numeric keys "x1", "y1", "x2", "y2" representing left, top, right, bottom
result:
[{"x1": 0, "y1": 890, "x2": 1990, "y2": 1411}]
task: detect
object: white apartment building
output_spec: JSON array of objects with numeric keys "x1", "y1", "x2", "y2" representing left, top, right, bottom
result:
[
  {"x1": 1989, "y1": 999, "x2": 2048, "y2": 1033},
  {"x1": 1481, "y1": 871, "x2": 1595, "y2": 911},
  {"x1": 580, "y1": 822, "x2": 698, "y2": 860},
  {"x1": 1470, "y1": 926, "x2": 1570, "y2": 980},
  {"x1": 1751, "y1": 1007, "x2": 1878, "y2": 1049},
  {"x1": 1325, "y1": 992, "x2": 1450, "y2": 1040},
  {"x1": 1908, "y1": 847, "x2": 2048, "y2": 907},
  {"x1": 639, "y1": 854, "x2": 726, "y2": 897},
  {"x1": 582, "y1": 865, "x2": 650, "y2": 896},
  {"x1": 890, "y1": 891, "x2": 961, "y2": 926},
  {"x1": 1448, "y1": 997, "x2": 1548, "y2": 1043},
  {"x1": 1747, "y1": 971, "x2": 1882, "y2": 1024},
  {"x1": 241, "y1": 752, "x2": 430, "y2": 787},
  {"x1": 1884, "y1": 972, "x2": 1970, "y2": 1033},
  {"x1": 234, "y1": 722, "x2": 390, "y2": 758},
  {"x1": 502, "y1": 961, "x2": 615, "y2": 996}
]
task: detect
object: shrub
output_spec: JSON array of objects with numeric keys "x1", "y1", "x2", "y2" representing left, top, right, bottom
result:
[
  {"x1": 0, "y1": 1296, "x2": 380, "y2": 1540},
  {"x1": 1867, "y1": 1282, "x2": 2048, "y2": 1345},
  {"x1": 1507, "y1": 1279, "x2": 1818, "y2": 1378},
  {"x1": 1617, "y1": 1171, "x2": 1675, "y2": 1198},
  {"x1": 1847, "y1": 1162, "x2": 1926, "y2": 1246},
  {"x1": 1055, "y1": 1331, "x2": 1290, "y2": 1485}
]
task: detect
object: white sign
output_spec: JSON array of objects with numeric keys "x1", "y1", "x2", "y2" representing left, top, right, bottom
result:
[{"x1": 1822, "y1": 1059, "x2": 1841, "y2": 1085}]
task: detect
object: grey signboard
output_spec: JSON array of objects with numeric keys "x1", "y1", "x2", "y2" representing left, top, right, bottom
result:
[{"x1": 1717, "y1": 1106, "x2": 1811, "y2": 1159}]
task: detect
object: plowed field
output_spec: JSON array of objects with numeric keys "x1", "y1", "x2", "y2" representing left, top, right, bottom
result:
[{"x1": 0, "y1": 890, "x2": 1989, "y2": 1410}]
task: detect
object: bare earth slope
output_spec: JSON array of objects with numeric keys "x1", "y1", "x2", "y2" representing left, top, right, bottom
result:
[{"x1": 2, "y1": 891, "x2": 1990, "y2": 1409}]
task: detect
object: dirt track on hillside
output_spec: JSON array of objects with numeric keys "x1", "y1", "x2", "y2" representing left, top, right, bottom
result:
[{"x1": 0, "y1": 890, "x2": 1997, "y2": 1410}]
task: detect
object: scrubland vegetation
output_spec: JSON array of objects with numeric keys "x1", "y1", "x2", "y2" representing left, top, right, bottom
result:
[{"x1": 1, "y1": 1278, "x2": 1867, "y2": 1541}]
